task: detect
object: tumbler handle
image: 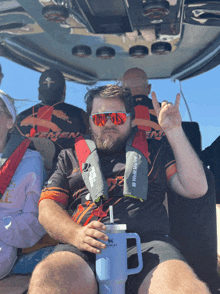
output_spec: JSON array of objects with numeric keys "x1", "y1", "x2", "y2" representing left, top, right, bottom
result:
[{"x1": 126, "y1": 233, "x2": 143, "y2": 275}]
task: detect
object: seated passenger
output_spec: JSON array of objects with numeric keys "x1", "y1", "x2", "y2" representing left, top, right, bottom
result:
[
  {"x1": 0, "y1": 91, "x2": 54, "y2": 280},
  {"x1": 28, "y1": 84, "x2": 211, "y2": 294},
  {"x1": 14, "y1": 68, "x2": 89, "y2": 156},
  {"x1": 122, "y1": 68, "x2": 162, "y2": 139},
  {"x1": 122, "y1": 68, "x2": 202, "y2": 153}
]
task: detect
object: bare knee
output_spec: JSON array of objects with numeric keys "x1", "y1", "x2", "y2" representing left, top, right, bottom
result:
[
  {"x1": 29, "y1": 251, "x2": 98, "y2": 294},
  {"x1": 138, "y1": 260, "x2": 211, "y2": 294}
]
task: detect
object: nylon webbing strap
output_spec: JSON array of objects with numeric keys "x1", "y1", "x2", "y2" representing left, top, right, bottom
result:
[
  {"x1": 0, "y1": 134, "x2": 26, "y2": 168},
  {"x1": 0, "y1": 135, "x2": 31, "y2": 199}
]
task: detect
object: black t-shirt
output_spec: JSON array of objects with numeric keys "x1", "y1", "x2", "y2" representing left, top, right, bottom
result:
[
  {"x1": 14, "y1": 102, "x2": 89, "y2": 151},
  {"x1": 40, "y1": 135, "x2": 177, "y2": 238}
]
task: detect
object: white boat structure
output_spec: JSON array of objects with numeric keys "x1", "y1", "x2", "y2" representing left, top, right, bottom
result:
[{"x1": 0, "y1": 0, "x2": 219, "y2": 82}]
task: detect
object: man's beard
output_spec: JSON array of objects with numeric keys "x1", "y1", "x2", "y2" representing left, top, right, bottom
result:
[{"x1": 91, "y1": 126, "x2": 132, "y2": 153}]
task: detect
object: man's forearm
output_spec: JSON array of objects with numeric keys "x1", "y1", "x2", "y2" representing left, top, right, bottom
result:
[
  {"x1": 166, "y1": 126, "x2": 208, "y2": 198},
  {"x1": 38, "y1": 199, "x2": 81, "y2": 246}
]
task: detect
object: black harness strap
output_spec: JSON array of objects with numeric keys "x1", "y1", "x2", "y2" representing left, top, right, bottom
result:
[{"x1": 0, "y1": 134, "x2": 31, "y2": 199}]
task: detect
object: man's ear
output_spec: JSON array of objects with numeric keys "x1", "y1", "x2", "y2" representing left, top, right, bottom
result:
[{"x1": 148, "y1": 84, "x2": 151, "y2": 95}]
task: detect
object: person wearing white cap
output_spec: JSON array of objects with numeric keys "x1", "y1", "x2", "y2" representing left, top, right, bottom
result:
[{"x1": 0, "y1": 90, "x2": 54, "y2": 280}]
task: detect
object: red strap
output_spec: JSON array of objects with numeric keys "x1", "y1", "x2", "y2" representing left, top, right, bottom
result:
[
  {"x1": 75, "y1": 136, "x2": 91, "y2": 172},
  {"x1": 0, "y1": 138, "x2": 31, "y2": 196},
  {"x1": 134, "y1": 105, "x2": 151, "y2": 131},
  {"x1": 132, "y1": 129, "x2": 149, "y2": 159}
]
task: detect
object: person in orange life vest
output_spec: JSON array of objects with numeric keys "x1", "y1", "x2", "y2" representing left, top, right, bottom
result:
[
  {"x1": 0, "y1": 90, "x2": 54, "y2": 280},
  {"x1": 28, "y1": 84, "x2": 211, "y2": 294},
  {"x1": 122, "y1": 68, "x2": 164, "y2": 141},
  {"x1": 14, "y1": 68, "x2": 89, "y2": 154}
]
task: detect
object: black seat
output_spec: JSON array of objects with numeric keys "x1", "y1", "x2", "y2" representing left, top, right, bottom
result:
[
  {"x1": 181, "y1": 121, "x2": 202, "y2": 155},
  {"x1": 167, "y1": 121, "x2": 219, "y2": 293}
]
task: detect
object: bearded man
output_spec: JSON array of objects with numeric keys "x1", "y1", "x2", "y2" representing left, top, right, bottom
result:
[{"x1": 28, "y1": 84, "x2": 211, "y2": 294}]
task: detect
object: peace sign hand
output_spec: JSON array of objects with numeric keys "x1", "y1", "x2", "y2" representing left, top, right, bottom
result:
[{"x1": 151, "y1": 91, "x2": 182, "y2": 133}]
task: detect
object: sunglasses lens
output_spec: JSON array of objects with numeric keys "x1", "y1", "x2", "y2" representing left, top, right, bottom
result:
[
  {"x1": 93, "y1": 113, "x2": 107, "y2": 126},
  {"x1": 113, "y1": 113, "x2": 127, "y2": 125},
  {"x1": 92, "y1": 112, "x2": 128, "y2": 126}
]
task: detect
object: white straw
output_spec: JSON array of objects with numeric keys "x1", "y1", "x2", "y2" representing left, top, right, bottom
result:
[{"x1": 109, "y1": 205, "x2": 114, "y2": 223}]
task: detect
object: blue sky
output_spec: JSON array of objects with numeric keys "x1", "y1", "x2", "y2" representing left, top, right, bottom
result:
[{"x1": 1, "y1": 56, "x2": 220, "y2": 149}]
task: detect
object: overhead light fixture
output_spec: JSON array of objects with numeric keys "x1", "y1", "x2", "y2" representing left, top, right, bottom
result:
[
  {"x1": 129, "y1": 46, "x2": 149, "y2": 58},
  {"x1": 72, "y1": 45, "x2": 92, "y2": 58},
  {"x1": 96, "y1": 47, "x2": 115, "y2": 59},
  {"x1": 143, "y1": 0, "x2": 170, "y2": 19},
  {"x1": 42, "y1": 5, "x2": 69, "y2": 23},
  {"x1": 151, "y1": 42, "x2": 172, "y2": 54}
]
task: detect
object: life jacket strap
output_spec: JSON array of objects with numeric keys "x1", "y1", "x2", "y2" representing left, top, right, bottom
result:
[
  {"x1": 75, "y1": 128, "x2": 149, "y2": 203},
  {"x1": 75, "y1": 135, "x2": 109, "y2": 203},
  {"x1": 0, "y1": 136, "x2": 31, "y2": 199}
]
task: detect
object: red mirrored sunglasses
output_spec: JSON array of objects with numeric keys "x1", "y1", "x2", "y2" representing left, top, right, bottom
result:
[{"x1": 90, "y1": 112, "x2": 130, "y2": 126}]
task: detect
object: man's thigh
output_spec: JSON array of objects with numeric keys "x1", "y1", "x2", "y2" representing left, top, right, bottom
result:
[
  {"x1": 53, "y1": 243, "x2": 96, "y2": 272},
  {"x1": 54, "y1": 235, "x2": 185, "y2": 294},
  {"x1": 126, "y1": 235, "x2": 186, "y2": 294}
]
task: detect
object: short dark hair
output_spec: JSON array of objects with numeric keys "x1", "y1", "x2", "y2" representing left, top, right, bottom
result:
[{"x1": 84, "y1": 84, "x2": 135, "y2": 119}]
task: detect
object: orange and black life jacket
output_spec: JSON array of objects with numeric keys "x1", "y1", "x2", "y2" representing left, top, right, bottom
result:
[{"x1": 75, "y1": 128, "x2": 149, "y2": 203}]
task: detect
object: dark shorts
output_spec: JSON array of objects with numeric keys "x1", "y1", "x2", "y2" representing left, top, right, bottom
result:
[{"x1": 53, "y1": 234, "x2": 186, "y2": 294}]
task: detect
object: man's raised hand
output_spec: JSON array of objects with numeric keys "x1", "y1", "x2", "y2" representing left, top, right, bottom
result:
[{"x1": 151, "y1": 91, "x2": 182, "y2": 133}]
